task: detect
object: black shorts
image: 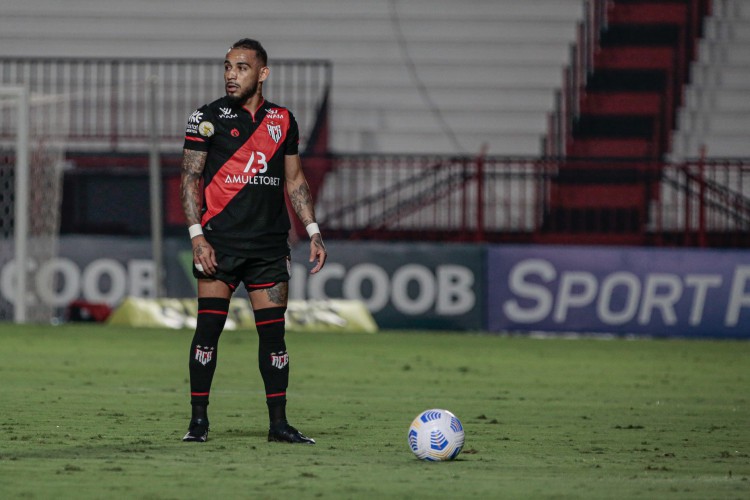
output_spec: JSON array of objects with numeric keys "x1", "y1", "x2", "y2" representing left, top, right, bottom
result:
[{"x1": 193, "y1": 252, "x2": 291, "y2": 292}]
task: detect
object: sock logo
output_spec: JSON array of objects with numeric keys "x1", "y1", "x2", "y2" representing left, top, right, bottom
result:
[
  {"x1": 194, "y1": 345, "x2": 214, "y2": 366},
  {"x1": 270, "y1": 351, "x2": 289, "y2": 369}
]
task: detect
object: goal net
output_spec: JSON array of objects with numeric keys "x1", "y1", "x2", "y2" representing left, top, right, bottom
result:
[{"x1": 0, "y1": 86, "x2": 68, "y2": 323}]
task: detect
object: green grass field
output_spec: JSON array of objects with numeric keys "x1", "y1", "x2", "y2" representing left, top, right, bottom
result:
[{"x1": 0, "y1": 324, "x2": 748, "y2": 499}]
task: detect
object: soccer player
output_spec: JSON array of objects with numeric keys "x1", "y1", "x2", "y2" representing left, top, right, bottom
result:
[{"x1": 179, "y1": 38, "x2": 327, "y2": 444}]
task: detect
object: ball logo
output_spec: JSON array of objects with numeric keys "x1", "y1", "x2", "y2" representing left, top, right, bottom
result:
[
  {"x1": 450, "y1": 416, "x2": 463, "y2": 432},
  {"x1": 231, "y1": 128, "x2": 240, "y2": 137},
  {"x1": 429, "y1": 430, "x2": 449, "y2": 450},
  {"x1": 420, "y1": 410, "x2": 442, "y2": 422},
  {"x1": 408, "y1": 429, "x2": 419, "y2": 452}
]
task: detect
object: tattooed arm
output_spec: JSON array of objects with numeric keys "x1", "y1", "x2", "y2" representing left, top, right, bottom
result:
[
  {"x1": 285, "y1": 154, "x2": 327, "y2": 274},
  {"x1": 180, "y1": 149, "x2": 217, "y2": 275}
]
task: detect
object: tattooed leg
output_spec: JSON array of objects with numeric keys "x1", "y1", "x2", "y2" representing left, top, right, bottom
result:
[
  {"x1": 249, "y1": 281, "x2": 289, "y2": 310},
  {"x1": 248, "y1": 281, "x2": 290, "y2": 426}
]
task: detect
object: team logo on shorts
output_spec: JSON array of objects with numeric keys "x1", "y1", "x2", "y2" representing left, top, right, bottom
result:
[
  {"x1": 194, "y1": 345, "x2": 214, "y2": 366},
  {"x1": 198, "y1": 121, "x2": 215, "y2": 137},
  {"x1": 267, "y1": 124, "x2": 282, "y2": 143},
  {"x1": 270, "y1": 351, "x2": 289, "y2": 369}
]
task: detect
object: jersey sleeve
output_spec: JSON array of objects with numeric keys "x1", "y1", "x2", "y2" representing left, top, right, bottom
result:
[
  {"x1": 284, "y1": 111, "x2": 300, "y2": 156},
  {"x1": 183, "y1": 105, "x2": 215, "y2": 152}
]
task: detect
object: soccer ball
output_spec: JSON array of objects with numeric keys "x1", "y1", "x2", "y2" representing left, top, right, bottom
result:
[{"x1": 408, "y1": 409, "x2": 465, "y2": 461}]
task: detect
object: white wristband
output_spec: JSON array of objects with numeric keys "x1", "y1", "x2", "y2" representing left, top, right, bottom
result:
[
  {"x1": 188, "y1": 224, "x2": 203, "y2": 239},
  {"x1": 305, "y1": 222, "x2": 320, "y2": 238}
]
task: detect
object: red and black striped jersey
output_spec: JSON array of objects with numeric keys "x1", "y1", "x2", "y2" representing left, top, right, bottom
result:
[{"x1": 183, "y1": 97, "x2": 299, "y2": 257}]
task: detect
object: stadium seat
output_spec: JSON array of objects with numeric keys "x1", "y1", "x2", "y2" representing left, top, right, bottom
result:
[
  {"x1": 671, "y1": 0, "x2": 750, "y2": 159},
  {"x1": 0, "y1": 0, "x2": 586, "y2": 156}
]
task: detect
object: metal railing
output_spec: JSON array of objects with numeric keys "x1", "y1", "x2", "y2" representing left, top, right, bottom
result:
[
  {"x1": 0, "y1": 57, "x2": 331, "y2": 151},
  {"x1": 55, "y1": 151, "x2": 750, "y2": 248},
  {"x1": 313, "y1": 154, "x2": 750, "y2": 248}
]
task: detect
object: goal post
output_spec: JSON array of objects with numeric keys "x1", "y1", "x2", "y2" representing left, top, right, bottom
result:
[
  {"x1": 0, "y1": 85, "x2": 67, "y2": 323},
  {"x1": 0, "y1": 86, "x2": 30, "y2": 322}
]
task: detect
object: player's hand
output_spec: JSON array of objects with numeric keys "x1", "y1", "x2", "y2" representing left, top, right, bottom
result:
[
  {"x1": 192, "y1": 236, "x2": 218, "y2": 276},
  {"x1": 309, "y1": 234, "x2": 327, "y2": 274}
]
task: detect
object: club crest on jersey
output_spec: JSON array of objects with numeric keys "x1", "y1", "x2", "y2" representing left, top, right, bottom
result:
[
  {"x1": 270, "y1": 351, "x2": 289, "y2": 369},
  {"x1": 194, "y1": 345, "x2": 214, "y2": 366},
  {"x1": 267, "y1": 124, "x2": 282, "y2": 144}
]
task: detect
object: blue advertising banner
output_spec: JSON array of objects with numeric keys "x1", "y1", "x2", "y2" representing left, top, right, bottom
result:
[{"x1": 487, "y1": 245, "x2": 750, "y2": 338}]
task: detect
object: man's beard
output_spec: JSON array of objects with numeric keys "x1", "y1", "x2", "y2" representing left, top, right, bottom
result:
[{"x1": 226, "y1": 81, "x2": 258, "y2": 105}]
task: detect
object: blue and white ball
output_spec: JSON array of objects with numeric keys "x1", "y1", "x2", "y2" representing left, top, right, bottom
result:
[{"x1": 408, "y1": 409, "x2": 465, "y2": 461}]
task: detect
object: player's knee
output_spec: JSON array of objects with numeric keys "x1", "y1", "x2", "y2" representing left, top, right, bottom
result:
[
  {"x1": 254, "y1": 306, "x2": 286, "y2": 345},
  {"x1": 193, "y1": 297, "x2": 230, "y2": 343}
]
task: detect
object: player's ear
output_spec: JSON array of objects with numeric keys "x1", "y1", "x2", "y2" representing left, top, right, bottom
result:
[{"x1": 259, "y1": 66, "x2": 270, "y2": 83}]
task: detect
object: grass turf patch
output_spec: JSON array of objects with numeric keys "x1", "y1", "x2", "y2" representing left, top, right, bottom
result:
[{"x1": 0, "y1": 323, "x2": 748, "y2": 499}]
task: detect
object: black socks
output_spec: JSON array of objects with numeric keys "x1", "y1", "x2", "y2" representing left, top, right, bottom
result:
[
  {"x1": 254, "y1": 306, "x2": 289, "y2": 426},
  {"x1": 188, "y1": 301, "x2": 292, "y2": 428},
  {"x1": 188, "y1": 297, "x2": 229, "y2": 407}
]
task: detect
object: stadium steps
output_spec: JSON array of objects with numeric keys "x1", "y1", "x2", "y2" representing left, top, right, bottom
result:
[
  {"x1": 548, "y1": 0, "x2": 711, "y2": 236},
  {"x1": 580, "y1": 92, "x2": 663, "y2": 115}
]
